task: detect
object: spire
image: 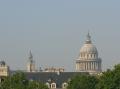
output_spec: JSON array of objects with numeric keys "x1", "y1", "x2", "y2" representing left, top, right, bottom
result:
[
  {"x1": 29, "y1": 50, "x2": 33, "y2": 60},
  {"x1": 85, "y1": 31, "x2": 92, "y2": 44},
  {"x1": 27, "y1": 50, "x2": 36, "y2": 72}
]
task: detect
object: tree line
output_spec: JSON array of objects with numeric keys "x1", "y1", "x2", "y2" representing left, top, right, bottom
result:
[
  {"x1": 67, "y1": 64, "x2": 120, "y2": 89},
  {"x1": 0, "y1": 72, "x2": 48, "y2": 89},
  {"x1": 0, "y1": 64, "x2": 120, "y2": 89}
]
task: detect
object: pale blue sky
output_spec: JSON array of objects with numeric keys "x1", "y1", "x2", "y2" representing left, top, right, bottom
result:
[{"x1": 0, "y1": 0, "x2": 120, "y2": 71}]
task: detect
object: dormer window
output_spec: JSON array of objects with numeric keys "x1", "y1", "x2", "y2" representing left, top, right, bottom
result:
[
  {"x1": 51, "y1": 82, "x2": 56, "y2": 89},
  {"x1": 62, "y1": 82, "x2": 68, "y2": 89}
]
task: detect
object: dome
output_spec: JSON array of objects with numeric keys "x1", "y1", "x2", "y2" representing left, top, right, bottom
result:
[
  {"x1": 80, "y1": 43, "x2": 98, "y2": 54},
  {"x1": 76, "y1": 32, "x2": 102, "y2": 74},
  {"x1": 80, "y1": 32, "x2": 98, "y2": 54}
]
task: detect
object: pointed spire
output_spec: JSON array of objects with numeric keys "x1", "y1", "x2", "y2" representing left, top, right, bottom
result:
[
  {"x1": 85, "y1": 31, "x2": 92, "y2": 44},
  {"x1": 29, "y1": 50, "x2": 33, "y2": 60}
]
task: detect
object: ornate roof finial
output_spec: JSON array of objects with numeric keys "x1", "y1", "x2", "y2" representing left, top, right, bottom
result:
[
  {"x1": 85, "y1": 31, "x2": 92, "y2": 44},
  {"x1": 29, "y1": 50, "x2": 33, "y2": 60}
]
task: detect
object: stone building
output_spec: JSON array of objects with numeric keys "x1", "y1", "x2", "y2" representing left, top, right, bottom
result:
[
  {"x1": 27, "y1": 51, "x2": 36, "y2": 72},
  {"x1": 0, "y1": 61, "x2": 9, "y2": 82},
  {"x1": 25, "y1": 72, "x2": 88, "y2": 89},
  {"x1": 24, "y1": 32, "x2": 102, "y2": 89},
  {"x1": 24, "y1": 33, "x2": 102, "y2": 89},
  {"x1": 1, "y1": 32, "x2": 102, "y2": 89},
  {"x1": 44, "y1": 67, "x2": 64, "y2": 73},
  {"x1": 76, "y1": 32, "x2": 102, "y2": 74}
]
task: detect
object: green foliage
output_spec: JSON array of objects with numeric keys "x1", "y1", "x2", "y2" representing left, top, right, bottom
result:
[
  {"x1": 0, "y1": 72, "x2": 48, "y2": 89},
  {"x1": 67, "y1": 74, "x2": 98, "y2": 89},
  {"x1": 1, "y1": 64, "x2": 120, "y2": 89},
  {"x1": 28, "y1": 81, "x2": 48, "y2": 89},
  {"x1": 96, "y1": 64, "x2": 120, "y2": 89},
  {"x1": 67, "y1": 64, "x2": 120, "y2": 89}
]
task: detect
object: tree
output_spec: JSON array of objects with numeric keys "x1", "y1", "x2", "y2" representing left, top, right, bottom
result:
[
  {"x1": 28, "y1": 81, "x2": 48, "y2": 89},
  {"x1": 0, "y1": 72, "x2": 48, "y2": 89},
  {"x1": 67, "y1": 74, "x2": 98, "y2": 89},
  {"x1": 96, "y1": 64, "x2": 120, "y2": 89}
]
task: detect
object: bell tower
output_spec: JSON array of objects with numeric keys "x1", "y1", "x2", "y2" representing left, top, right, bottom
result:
[{"x1": 27, "y1": 51, "x2": 36, "y2": 72}]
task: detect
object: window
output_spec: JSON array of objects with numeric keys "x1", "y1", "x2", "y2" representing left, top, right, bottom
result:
[
  {"x1": 51, "y1": 83, "x2": 56, "y2": 89},
  {"x1": 62, "y1": 82, "x2": 68, "y2": 89}
]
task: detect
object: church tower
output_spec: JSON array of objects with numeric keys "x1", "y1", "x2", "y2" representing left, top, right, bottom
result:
[
  {"x1": 27, "y1": 51, "x2": 36, "y2": 72},
  {"x1": 76, "y1": 33, "x2": 102, "y2": 74}
]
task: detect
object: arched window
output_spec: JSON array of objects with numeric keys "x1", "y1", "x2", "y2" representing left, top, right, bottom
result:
[
  {"x1": 46, "y1": 82, "x2": 50, "y2": 88},
  {"x1": 62, "y1": 82, "x2": 68, "y2": 89},
  {"x1": 51, "y1": 82, "x2": 56, "y2": 89}
]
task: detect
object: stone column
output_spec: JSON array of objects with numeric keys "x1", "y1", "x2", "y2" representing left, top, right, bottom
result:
[
  {"x1": 84, "y1": 62, "x2": 85, "y2": 70},
  {"x1": 94, "y1": 62, "x2": 95, "y2": 70},
  {"x1": 85, "y1": 62, "x2": 86, "y2": 70},
  {"x1": 86, "y1": 62, "x2": 88, "y2": 70},
  {"x1": 84, "y1": 62, "x2": 86, "y2": 70},
  {"x1": 78, "y1": 62, "x2": 80, "y2": 70},
  {"x1": 92, "y1": 62, "x2": 94, "y2": 70},
  {"x1": 95, "y1": 62, "x2": 97, "y2": 70},
  {"x1": 88, "y1": 62, "x2": 90, "y2": 70},
  {"x1": 91, "y1": 62, "x2": 93, "y2": 70},
  {"x1": 81, "y1": 62, "x2": 83, "y2": 70},
  {"x1": 77, "y1": 63, "x2": 79, "y2": 71},
  {"x1": 89, "y1": 62, "x2": 91, "y2": 70}
]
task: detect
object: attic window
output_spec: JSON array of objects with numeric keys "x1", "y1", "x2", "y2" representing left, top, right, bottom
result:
[
  {"x1": 62, "y1": 82, "x2": 68, "y2": 89},
  {"x1": 51, "y1": 82, "x2": 56, "y2": 89}
]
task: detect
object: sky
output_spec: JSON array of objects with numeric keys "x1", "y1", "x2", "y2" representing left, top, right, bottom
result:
[{"x1": 0, "y1": 0, "x2": 120, "y2": 71}]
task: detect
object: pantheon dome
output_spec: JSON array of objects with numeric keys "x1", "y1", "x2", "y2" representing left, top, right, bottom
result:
[
  {"x1": 80, "y1": 43, "x2": 98, "y2": 54},
  {"x1": 76, "y1": 33, "x2": 102, "y2": 74}
]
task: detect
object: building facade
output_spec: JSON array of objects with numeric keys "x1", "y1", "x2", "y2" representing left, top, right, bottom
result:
[
  {"x1": 0, "y1": 61, "x2": 9, "y2": 82},
  {"x1": 0, "y1": 32, "x2": 102, "y2": 89},
  {"x1": 25, "y1": 72, "x2": 88, "y2": 89},
  {"x1": 44, "y1": 67, "x2": 64, "y2": 73},
  {"x1": 76, "y1": 33, "x2": 102, "y2": 74}
]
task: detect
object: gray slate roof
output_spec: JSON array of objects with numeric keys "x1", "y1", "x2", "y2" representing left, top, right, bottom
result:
[{"x1": 24, "y1": 72, "x2": 88, "y2": 88}]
